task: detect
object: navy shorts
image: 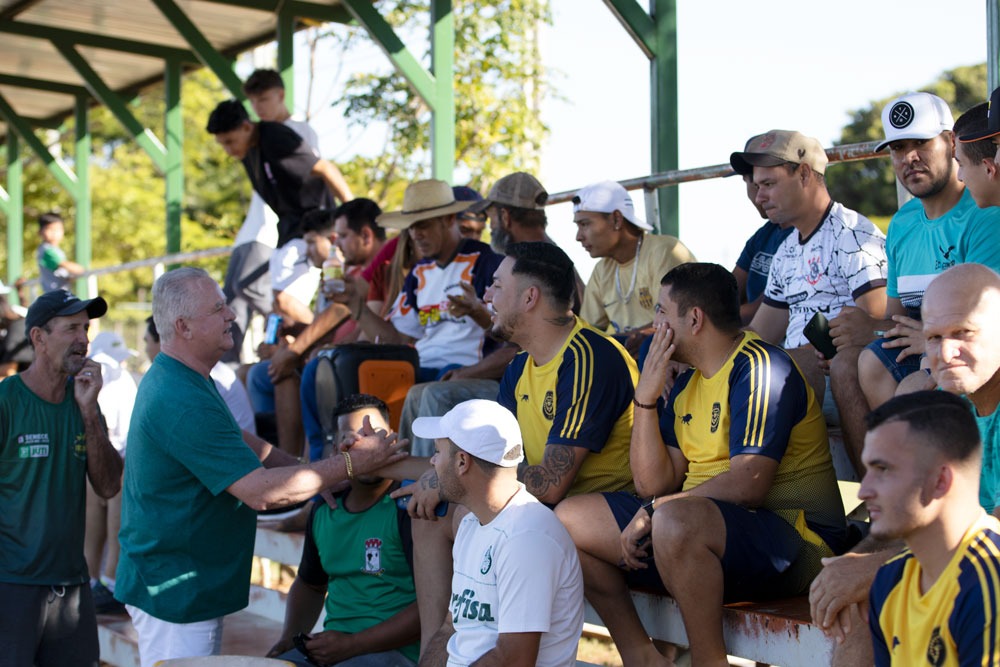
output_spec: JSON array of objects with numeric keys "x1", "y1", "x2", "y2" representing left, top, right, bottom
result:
[
  {"x1": 602, "y1": 491, "x2": 806, "y2": 601},
  {"x1": 865, "y1": 336, "x2": 923, "y2": 383}
]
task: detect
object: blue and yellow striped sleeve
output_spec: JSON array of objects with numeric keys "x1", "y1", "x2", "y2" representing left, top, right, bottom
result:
[
  {"x1": 952, "y1": 530, "x2": 1000, "y2": 666},
  {"x1": 549, "y1": 330, "x2": 633, "y2": 452},
  {"x1": 727, "y1": 339, "x2": 808, "y2": 460}
]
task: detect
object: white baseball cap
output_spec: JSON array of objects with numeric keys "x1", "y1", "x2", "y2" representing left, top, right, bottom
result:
[
  {"x1": 412, "y1": 399, "x2": 524, "y2": 467},
  {"x1": 89, "y1": 331, "x2": 137, "y2": 363},
  {"x1": 875, "y1": 92, "x2": 954, "y2": 152},
  {"x1": 572, "y1": 180, "x2": 652, "y2": 232}
]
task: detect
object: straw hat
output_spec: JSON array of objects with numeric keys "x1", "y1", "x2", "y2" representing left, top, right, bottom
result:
[{"x1": 377, "y1": 179, "x2": 474, "y2": 230}]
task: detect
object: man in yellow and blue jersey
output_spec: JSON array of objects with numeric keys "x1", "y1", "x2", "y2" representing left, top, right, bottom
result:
[
  {"x1": 557, "y1": 262, "x2": 847, "y2": 667},
  {"x1": 865, "y1": 390, "x2": 1000, "y2": 666},
  {"x1": 491, "y1": 241, "x2": 638, "y2": 504}
]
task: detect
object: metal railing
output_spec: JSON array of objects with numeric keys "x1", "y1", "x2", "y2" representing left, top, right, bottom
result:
[{"x1": 21, "y1": 140, "x2": 887, "y2": 290}]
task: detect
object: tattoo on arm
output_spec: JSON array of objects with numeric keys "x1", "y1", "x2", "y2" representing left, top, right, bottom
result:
[
  {"x1": 420, "y1": 470, "x2": 439, "y2": 490},
  {"x1": 520, "y1": 444, "x2": 576, "y2": 498}
]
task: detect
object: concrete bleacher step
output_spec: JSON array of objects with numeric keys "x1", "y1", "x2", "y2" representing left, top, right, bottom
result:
[{"x1": 98, "y1": 608, "x2": 281, "y2": 667}]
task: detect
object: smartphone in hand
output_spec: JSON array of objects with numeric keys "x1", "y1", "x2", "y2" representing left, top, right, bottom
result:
[{"x1": 803, "y1": 311, "x2": 838, "y2": 360}]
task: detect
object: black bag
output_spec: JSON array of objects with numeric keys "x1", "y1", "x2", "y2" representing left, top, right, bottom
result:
[{"x1": 313, "y1": 342, "x2": 419, "y2": 449}]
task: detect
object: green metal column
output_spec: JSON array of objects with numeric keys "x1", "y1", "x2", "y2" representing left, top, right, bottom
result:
[
  {"x1": 74, "y1": 96, "x2": 92, "y2": 298},
  {"x1": 650, "y1": 0, "x2": 678, "y2": 236},
  {"x1": 430, "y1": 0, "x2": 454, "y2": 182},
  {"x1": 6, "y1": 134, "x2": 23, "y2": 301},
  {"x1": 989, "y1": 0, "x2": 1000, "y2": 91},
  {"x1": 165, "y1": 59, "x2": 184, "y2": 255},
  {"x1": 277, "y1": 6, "x2": 296, "y2": 113}
]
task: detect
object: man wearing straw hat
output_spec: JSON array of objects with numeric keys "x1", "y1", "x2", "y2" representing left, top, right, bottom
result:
[{"x1": 340, "y1": 179, "x2": 504, "y2": 383}]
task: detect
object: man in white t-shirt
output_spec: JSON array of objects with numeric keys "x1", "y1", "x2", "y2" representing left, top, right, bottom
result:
[
  {"x1": 413, "y1": 399, "x2": 584, "y2": 667},
  {"x1": 221, "y1": 69, "x2": 331, "y2": 363},
  {"x1": 740, "y1": 130, "x2": 888, "y2": 405}
]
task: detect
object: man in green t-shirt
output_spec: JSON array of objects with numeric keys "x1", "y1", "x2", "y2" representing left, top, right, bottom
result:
[
  {"x1": 268, "y1": 394, "x2": 419, "y2": 667},
  {"x1": 116, "y1": 267, "x2": 408, "y2": 667},
  {"x1": 0, "y1": 289, "x2": 122, "y2": 667}
]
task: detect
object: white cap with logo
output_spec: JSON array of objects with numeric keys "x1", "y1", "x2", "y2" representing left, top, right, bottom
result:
[
  {"x1": 876, "y1": 92, "x2": 954, "y2": 152},
  {"x1": 412, "y1": 399, "x2": 524, "y2": 468}
]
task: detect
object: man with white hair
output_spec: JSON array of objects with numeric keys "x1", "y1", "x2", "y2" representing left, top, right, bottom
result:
[
  {"x1": 415, "y1": 399, "x2": 584, "y2": 667},
  {"x1": 116, "y1": 267, "x2": 407, "y2": 667}
]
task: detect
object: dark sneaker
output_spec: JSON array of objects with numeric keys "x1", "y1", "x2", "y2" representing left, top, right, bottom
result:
[{"x1": 91, "y1": 582, "x2": 126, "y2": 614}]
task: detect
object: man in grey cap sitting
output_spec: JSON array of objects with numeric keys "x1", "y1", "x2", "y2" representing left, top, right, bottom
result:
[
  {"x1": 0, "y1": 289, "x2": 121, "y2": 667},
  {"x1": 414, "y1": 399, "x2": 584, "y2": 667},
  {"x1": 737, "y1": 130, "x2": 888, "y2": 410}
]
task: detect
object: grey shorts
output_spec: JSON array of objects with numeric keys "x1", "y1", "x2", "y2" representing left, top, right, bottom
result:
[{"x1": 0, "y1": 581, "x2": 99, "y2": 667}]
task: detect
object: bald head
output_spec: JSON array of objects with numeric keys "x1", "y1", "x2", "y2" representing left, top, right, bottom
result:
[{"x1": 922, "y1": 264, "x2": 1000, "y2": 398}]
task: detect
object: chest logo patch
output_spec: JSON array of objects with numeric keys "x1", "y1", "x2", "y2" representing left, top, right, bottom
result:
[
  {"x1": 363, "y1": 537, "x2": 384, "y2": 576},
  {"x1": 542, "y1": 391, "x2": 555, "y2": 420},
  {"x1": 681, "y1": 414, "x2": 693, "y2": 425},
  {"x1": 926, "y1": 626, "x2": 945, "y2": 666},
  {"x1": 480, "y1": 545, "x2": 494, "y2": 575},
  {"x1": 638, "y1": 287, "x2": 653, "y2": 311},
  {"x1": 710, "y1": 403, "x2": 721, "y2": 433},
  {"x1": 18, "y1": 433, "x2": 50, "y2": 459}
]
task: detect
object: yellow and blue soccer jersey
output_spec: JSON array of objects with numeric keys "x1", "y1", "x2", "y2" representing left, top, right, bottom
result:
[
  {"x1": 659, "y1": 333, "x2": 847, "y2": 553},
  {"x1": 498, "y1": 317, "x2": 637, "y2": 496},
  {"x1": 870, "y1": 515, "x2": 1000, "y2": 667}
]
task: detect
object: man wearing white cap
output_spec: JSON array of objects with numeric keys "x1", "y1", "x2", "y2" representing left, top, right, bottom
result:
[
  {"x1": 832, "y1": 94, "x2": 1000, "y2": 474},
  {"x1": 573, "y1": 180, "x2": 695, "y2": 355},
  {"x1": 414, "y1": 399, "x2": 584, "y2": 667},
  {"x1": 738, "y1": 130, "x2": 888, "y2": 413},
  {"x1": 84, "y1": 332, "x2": 139, "y2": 615},
  {"x1": 339, "y1": 179, "x2": 503, "y2": 383}
]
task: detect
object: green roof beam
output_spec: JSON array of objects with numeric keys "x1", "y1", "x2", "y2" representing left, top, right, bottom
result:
[
  {"x1": 0, "y1": 93, "x2": 78, "y2": 195},
  {"x1": 150, "y1": 0, "x2": 246, "y2": 99},
  {"x1": 0, "y1": 20, "x2": 196, "y2": 61},
  {"x1": 430, "y1": 0, "x2": 454, "y2": 182},
  {"x1": 0, "y1": 73, "x2": 88, "y2": 97},
  {"x1": 341, "y1": 0, "x2": 436, "y2": 103},
  {"x1": 602, "y1": 0, "x2": 656, "y2": 58},
  {"x1": 54, "y1": 42, "x2": 168, "y2": 173},
  {"x1": 195, "y1": 0, "x2": 352, "y2": 24}
]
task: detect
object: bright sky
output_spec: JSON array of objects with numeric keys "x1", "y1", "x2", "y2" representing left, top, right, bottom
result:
[{"x1": 255, "y1": 0, "x2": 989, "y2": 282}]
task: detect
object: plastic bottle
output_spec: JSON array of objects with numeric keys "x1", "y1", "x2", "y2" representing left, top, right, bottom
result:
[{"x1": 322, "y1": 247, "x2": 345, "y2": 294}]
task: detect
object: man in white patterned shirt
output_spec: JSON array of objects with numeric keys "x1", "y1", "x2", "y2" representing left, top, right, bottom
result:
[{"x1": 739, "y1": 130, "x2": 888, "y2": 406}]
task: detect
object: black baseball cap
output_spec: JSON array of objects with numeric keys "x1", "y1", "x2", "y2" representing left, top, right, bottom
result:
[
  {"x1": 959, "y1": 86, "x2": 1000, "y2": 143},
  {"x1": 25, "y1": 290, "x2": 108, "y2": 333}
]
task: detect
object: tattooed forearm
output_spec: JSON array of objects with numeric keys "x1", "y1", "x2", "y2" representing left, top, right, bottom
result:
[{"x1": 520, "y1": 444, "x2": 578, "y2": 500}]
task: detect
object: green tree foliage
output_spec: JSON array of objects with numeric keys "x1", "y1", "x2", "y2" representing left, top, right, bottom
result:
[
  {"x1": 827, "y1": 64, "x2": 988, "y2": 217},
  {"x1": 2, "y1": 69, "x2": 246, "y2": 313},
  {"x1": 328, "y1": 0, "x2": 553, "y2": 205}
]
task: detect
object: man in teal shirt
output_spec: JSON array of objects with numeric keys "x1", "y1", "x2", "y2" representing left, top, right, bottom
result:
[
  {"x1": 116, "y1": 267, "x2": 407, "y2": 667},
  {"x1": 0, "y1": 289, "x2": 121, "y2": 667}
]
